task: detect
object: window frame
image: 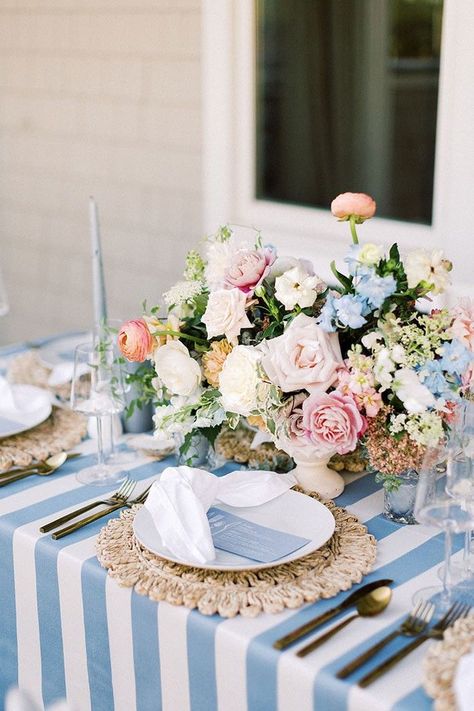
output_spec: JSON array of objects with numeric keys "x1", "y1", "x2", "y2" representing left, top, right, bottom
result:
[{"x1": 202, "y1": 0, "x2": 474, "y2": 299}]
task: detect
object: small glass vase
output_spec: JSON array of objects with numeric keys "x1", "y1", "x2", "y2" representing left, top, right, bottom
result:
[
  {"x1": 383, "y1": 469, "x2": 418, "y2": 525},
  {"x1": 175, "y1": 430, "x2": 210, "y2": 468}
]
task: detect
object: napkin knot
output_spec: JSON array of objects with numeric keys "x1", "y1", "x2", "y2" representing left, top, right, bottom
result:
[{"x1": 144, "y1": 466, "x2": 296, "y2": 565}]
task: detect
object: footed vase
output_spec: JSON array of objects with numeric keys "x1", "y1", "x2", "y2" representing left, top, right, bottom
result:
[{"x1": 292, "y1": 457, "x2": 345, "y2": 499}]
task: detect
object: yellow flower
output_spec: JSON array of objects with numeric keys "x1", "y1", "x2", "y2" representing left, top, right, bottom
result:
[{"x1": 202, "y1": 339, "x2": 233, "y2": 387}]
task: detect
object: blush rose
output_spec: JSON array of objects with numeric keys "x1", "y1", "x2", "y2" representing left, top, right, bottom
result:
[
  {"x1": 302, "y1": 391, "x2": 366, "y2": 455},
  {"x1": 223, "y1": 247, "x2": 275, "y2": 294}
]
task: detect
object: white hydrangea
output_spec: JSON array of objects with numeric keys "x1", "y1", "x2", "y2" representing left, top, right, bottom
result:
[{"x1": 163, "y1": 280, "x2": 203, "y2": 307}]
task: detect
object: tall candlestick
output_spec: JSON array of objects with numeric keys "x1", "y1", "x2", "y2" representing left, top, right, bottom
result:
[{"x1": 89, "y1": 196, "x2": 108, "y2": 334}]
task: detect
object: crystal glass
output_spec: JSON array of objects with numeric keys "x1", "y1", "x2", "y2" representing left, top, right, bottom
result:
[
  {"x1": 413, "y1": 442, "x2": 474, "y2": 612},
  {"x1": 71, "y1": 342, "x2": 127, "y2": 485}
]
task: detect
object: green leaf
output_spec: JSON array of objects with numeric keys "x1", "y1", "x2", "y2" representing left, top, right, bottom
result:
[
  {"x1": 330, "y1": 260, "x2": 353, "y2": 291},
  {"x1": 389, "y1": 243, "x2": 400, "y2": 263}
]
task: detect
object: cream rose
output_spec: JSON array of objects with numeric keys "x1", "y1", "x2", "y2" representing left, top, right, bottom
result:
[
  {"x1": 202, "y1": 288, "x2": 252, "y2": 344},
  {"x1": 218, "y1": 345, "x2": 263, "y2": 416},
  {"x1": 358, "y1": 243, "x2": 383, "y2": 266},
  {"x1": 262, "y1": 313, "x2": 343, "y2": 393},
  {"x1": 154, "y1": 340, "x2": 202, "y2": 396}
]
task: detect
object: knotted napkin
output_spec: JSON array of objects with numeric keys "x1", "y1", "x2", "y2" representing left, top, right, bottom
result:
[
  {"x1": 0, "y1": 375, "x2": 50, "y2": 428},
  {"x1": 455, "y1": 649, "x2": 474, "y2": 711},
  {"x1": 144, "y1": 466, "x2": 297, "y2": 564}
]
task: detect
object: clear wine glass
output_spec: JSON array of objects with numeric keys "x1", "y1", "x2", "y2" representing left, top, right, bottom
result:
[
  {"x1": 413, "y1": 441, "x2": 474, "y2": 613},
  {"x1": 71, "y1": 342, "x2": 127, "y2": 485}
]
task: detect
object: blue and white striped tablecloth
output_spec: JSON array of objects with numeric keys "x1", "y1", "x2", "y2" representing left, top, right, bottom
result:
[{"x1": 0, "y1": 337, "x2": 465, "y2": 711}]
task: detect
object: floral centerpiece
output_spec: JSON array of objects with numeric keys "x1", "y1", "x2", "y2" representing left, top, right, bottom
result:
[{"x1": 118, "y1": 193, "x2": 473, "y2": 500}]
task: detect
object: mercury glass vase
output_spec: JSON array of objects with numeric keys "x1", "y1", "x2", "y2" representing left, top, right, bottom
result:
[{"x1": 383, "y1": 469, "x2": 418, "y2": 525}]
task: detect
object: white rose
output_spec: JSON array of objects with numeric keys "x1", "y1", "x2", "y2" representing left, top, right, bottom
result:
[
  {"x1": 202, "y1": 288, "x2": 252, "y2": 344},
  {"x1": 393, "y1": 368, "x2": 436, "y2": 413},
  {"x1": 261, "y1": 313, "x2": 343, "y2": 393},
  {"x1": 274, "y1": 265, "x2": 324, "y2": 311},
  {"x1": 268, "y1": 256, "x2": 315, "y2": 282},
  {"x1": 358, "y1": 243, "x2": 383, "y2": 266},
  {"x1": 405, "y1": 249, "x2": 452, "y2": 294},
  {"x1": 373, "y1": 347, "x2": 396, "y2": 390},
  {"x1": 219, "y1": 345, "x2": 263, "y2": 416},
  {"x1": 154, "y1": 340, "x2": 201, "y2": 396}
]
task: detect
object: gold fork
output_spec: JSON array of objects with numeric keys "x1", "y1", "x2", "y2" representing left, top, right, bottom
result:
[
  {"x1": 51, "y1": 483, "x2": 153, "y2": 540},
  {"x1": 336, "y1": 598, "x2": 434, "y2": 678},
  {"x1": 39, "y1": 477, "x2": 136, "y2": 533},
  {"x1": 358, "y1": 601, "x2": 471, "y2": 687}
]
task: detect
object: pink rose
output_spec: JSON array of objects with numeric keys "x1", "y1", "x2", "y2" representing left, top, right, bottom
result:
[
  {"x1": 224, "y1": 247, "x2": 275, "y2": 294},
  {"x1": 262, "y1": 313, "x2": 343, "y2": 393},
  {"x1": 302, "y1": 391, "x2": 366, "y2": 455},
  {"x1": 451, "y1": 299, "x2": 474, "y2": 352},
  {"x1": 118, "y1": 319, "x2": 154, "y2": 362},
  {"x1": 331, "y1": 192, "x2": 376, "y2": 222}
]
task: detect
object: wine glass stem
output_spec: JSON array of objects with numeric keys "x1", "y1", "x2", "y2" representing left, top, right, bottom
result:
[
  {"x1": 96, "y1": 415, "x2": 105, "y2": 467},
  {"x1": 442, "y1": 527, "x2": 453, "y2": 598}
]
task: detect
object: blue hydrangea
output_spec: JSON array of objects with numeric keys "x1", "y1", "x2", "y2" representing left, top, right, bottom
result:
[
  {"x1": 317, "y1": 292, "x2": 337, "y2": 332},
  {"x1": 355, "y1": 272, "x2": 397, "y2": 309},
  {"x1": 418, "y1": 360, "x2": 455, "y2": 398},
  {"x1": 344, "y1": 245, "x2": 373, "y2": 277},
  {"x1": 334, "y1": 294, "x2": 368, "y2": 329},
  {"x1": 439, "y1": 340, "x2": 473, "y2": 377}
]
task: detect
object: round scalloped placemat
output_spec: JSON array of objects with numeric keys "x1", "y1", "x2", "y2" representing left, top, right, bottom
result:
[
  {"x1": 423, "y1": 615, "x2": 474, "y2": 711},
  {"x1": 96, "y1": 490, "x2": 376, "y2": 618}
]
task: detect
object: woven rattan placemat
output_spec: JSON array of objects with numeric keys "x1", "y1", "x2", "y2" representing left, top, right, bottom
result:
[{"x1": 96, "y1": 491, "x2": 376, "y2": 618}]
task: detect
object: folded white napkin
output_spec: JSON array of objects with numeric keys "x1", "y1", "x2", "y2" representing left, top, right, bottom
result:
[
  {"x1": 0, "y1": 376, "x2": 48, "y2": 419},
  {"x1": 454, "y1": 648, "x2": 474, "y2": 711},
  {"x1": 144, "y1": 466, "x2": 297, "y2": 564}
]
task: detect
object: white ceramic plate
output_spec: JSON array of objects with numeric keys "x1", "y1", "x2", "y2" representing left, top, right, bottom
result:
[
  {"x1": 0, "y1": 385, "x2": 52, "y2": 438},
  {"x1": 37, "y1": 332, "x2": 91, "y2": 368},
  {"x1": 133, "y1": 489, "x2": 335, "y2": 571}
]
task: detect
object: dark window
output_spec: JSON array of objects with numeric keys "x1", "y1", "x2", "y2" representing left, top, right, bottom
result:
[{"x1": 256, "y1": 0, "x2": 443, "y2": 224}]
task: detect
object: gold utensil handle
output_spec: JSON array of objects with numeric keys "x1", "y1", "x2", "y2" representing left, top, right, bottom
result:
[
  {"x1": 336, "y1": 628, "x2": 399, "y2": 678},
  {"x1": 52, "y1": 503, "x2": 124, "y2": 540},
  {"x1": 0, "y1": 470, "x2": 41, "y2": 486},
  {"x1": 358, "y1": 636, "x2": 426, "y2": 687},
  {"x1": 40, "y1": 501, "x2": 106, "y2": 533},
  {"x1": 297, "y1": 613, "x2": 358, "y2": 657},
  {"x1": 273, "y1": 606, "x2": 343, "y2": 650}
]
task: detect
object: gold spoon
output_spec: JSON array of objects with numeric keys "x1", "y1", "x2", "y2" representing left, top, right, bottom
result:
[
  {"x1": 0, "y1": 452, "x2": 70, "y2": 486},
  {"x1": 296, "y1": 586, "x2": 393, "y2": 657}
]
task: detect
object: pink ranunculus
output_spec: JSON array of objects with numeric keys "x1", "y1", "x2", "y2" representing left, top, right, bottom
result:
[
  {"x1": 302, "y1": 391, "x2": 366, "y2": 456},
  {"x1": 118, "y1": 319, "x2": 154, "y2": 362},
  {"x1": 223, "y1": 247, "x2": 275, "y2": 294},
  {"x1": 262, "y1": 313, "x2": 343, "y2": 394},
  {"x1": 331, "y1": 192, "x2": 376, "y2": 222},
  {"x1": 451, "y1": 299, "x2": 474, "y2": 352}
]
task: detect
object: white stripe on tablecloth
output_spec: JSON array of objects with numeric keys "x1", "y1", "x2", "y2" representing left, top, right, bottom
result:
[
  {"x1": 347, "y1": 489, "x2": 385, "y2": 521},
  {"x1": 215, "y1": 612, "x2": 295, "y2": 711},
  {"x1": 0, "y1": 476, "x2": 82, "y2": 516},
  {"x1": 13, "y1": 523, "x2": 42, "y2": 708},
  {"x1": 158, "y1": 604, "x2": 191, "y2": 711},
  {"x1": 57, "y1": 539, "x2": 95, "y2": 711},
  {"x1": 106, "y1": 577, "x2": 137, "y2": 711}
]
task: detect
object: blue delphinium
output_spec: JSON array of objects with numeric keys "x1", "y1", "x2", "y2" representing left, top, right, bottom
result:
[
  {"x1": 355, "y1": 271, "x2": 397, "y2": 309},
  {"x1": 318, "y1": 291, "x2": 337, "y2": 332},
  {"x1": 439, "y1": 340, "x2": 474, "y2": 377},
  {"x1": 334, "y1": 294, "x2": 368, "y2": 329},
  {"x1": 418, "y1": 360, "x2": 457, "y2": 399},
  {"x1": 344, "y1": 245, "x2": 373, "y2": 278}
]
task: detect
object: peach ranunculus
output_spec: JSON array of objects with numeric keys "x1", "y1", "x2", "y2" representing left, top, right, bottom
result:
[
  {"x1": 202, "y1": 339, "x2": 233, "y2": 387},
  {"x1": 331, "y1": 192, "x2": 376, "y2": 223},
  {"x1": 451, "y1": 299, "x2": 474, "y2": 352},
  {"x1": 223, "y1": 247, "x2": 275, "y2": 294},
  {"x1": 302, "y1": 391, "x2": 366, "y2": 456},
  {"x1": 118, "y1": 319, "x2": 154, "y2": 362},
  {"x1": 261, "y1": 313, "x2": 343, "y2": 394}
]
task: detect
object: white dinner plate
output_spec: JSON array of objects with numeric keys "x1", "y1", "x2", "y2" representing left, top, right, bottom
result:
[
  {"x1": 37, "y1": 332, "x2": 91, "y2": 368},
  {"x1": 133, "y1": 489, "x2": 335, "y2": 571},
  {"x1": 0, "y1": 385, "x2": 52, "y2": 438}
]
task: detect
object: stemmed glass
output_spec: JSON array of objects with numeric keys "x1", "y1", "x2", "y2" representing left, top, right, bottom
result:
[
  {"x1": 71, "y1": 342, "x2": 127, "y2": 485},
  {"x1": 413, "y1": 441, "x2": 474, "y2": 613}
]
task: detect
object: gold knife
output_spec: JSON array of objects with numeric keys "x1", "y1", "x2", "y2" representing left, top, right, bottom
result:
[{"x1": 273, "y1": 579, "x2": 394, "y2": 650}]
